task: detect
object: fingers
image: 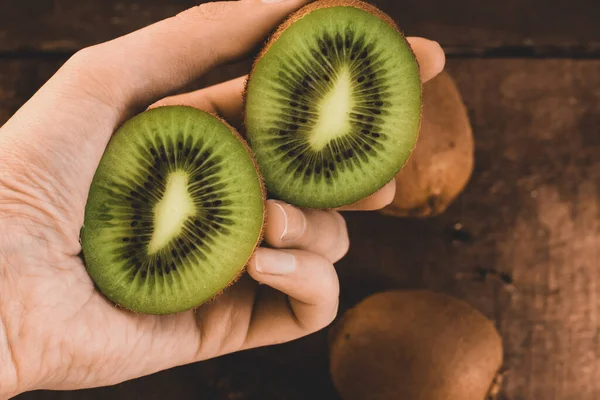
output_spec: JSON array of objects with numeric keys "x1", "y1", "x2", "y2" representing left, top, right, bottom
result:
[
  {"x1": 153, "y1": 37, "x2": 445, "y2": 119},
  {"x1": 151, "y1": 76, "x2": 248, "y2": 129},
  {"x1": 409, "y1": 37, "x2": 446, "y2": 83},
  {"x1": 263, "y1": 200, "x2": 350, "y2": 263},
  {"x1": 242, "y1": 248, "x2": 340, "y2": 349}
]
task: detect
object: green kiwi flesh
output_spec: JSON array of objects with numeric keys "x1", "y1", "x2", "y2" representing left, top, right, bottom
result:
[
  {"x1": 244, "y1": 0, "x2": 422, "y2": 208},
  {"x1": 81, "y1": 106, "x2": 265, "y2": 315}
]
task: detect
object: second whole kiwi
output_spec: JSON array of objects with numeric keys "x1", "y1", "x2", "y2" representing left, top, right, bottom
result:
[{"x1": 328, "y1": 290, "x2": 504, "y2": 400}]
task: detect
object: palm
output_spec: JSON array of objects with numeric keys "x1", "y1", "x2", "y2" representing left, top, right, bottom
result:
[
  {"x1": 0, "y1": 84, "x2": 335, "y2": 392},
  {"x1": 14, "y1": 237, "x2": 261, "y2": 390}
]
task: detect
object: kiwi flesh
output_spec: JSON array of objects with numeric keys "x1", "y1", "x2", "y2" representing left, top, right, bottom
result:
[
  {"x1": 329, "y1": 290, "x2": 504, "y2": 400},
  {"x1": 244, "y1": 0, "x2": 422, "y2": 209},
  {"x1": 81, "y1": 106, "x2": 265, "y2": 315},
  {"x1": 380, "y1": 71, "x2": 474, "y2": 217}
]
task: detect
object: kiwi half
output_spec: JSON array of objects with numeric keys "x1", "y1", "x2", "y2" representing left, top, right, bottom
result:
[
  {"x1": 244, "y1": 0, "x2": 422, "y2": 208},
  {"x1": 81, "y1": 106, "x2": 265, "y2": 315}
]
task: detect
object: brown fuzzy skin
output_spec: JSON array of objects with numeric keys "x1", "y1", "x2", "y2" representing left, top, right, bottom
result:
[
  {"x1": 242, "y1": 0, "x2": 423, "y2": 209},
  {"x1": 329, "y1": 290, "x2": 504, "y2": 400},
  {"x1": 93, "y1": 106, "x2": 267, "y2": 316},
  {"x1": 380, "y1": 71, "x2": 474, "y2": 218}
]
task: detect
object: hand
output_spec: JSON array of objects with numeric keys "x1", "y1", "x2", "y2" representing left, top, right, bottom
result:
[{"x1": 0, "y1": 0, "x2": 445, "y2": 397}]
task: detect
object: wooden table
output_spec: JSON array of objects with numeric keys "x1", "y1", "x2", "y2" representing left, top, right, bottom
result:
[{"x1": 2, "y1": 1, "x2": 599, "y2": 399}]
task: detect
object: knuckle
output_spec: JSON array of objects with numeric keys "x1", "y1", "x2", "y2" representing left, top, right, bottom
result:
[
  {"x1": 380, "y1": 189, "x2": 396, "y2": 208},
  {"x1": 378, "y1": 181, "x2": 397, "y2": 208},
  {"x1": 65, "y1": 47, "x2": 92, "y2": 67},
  {"x1": 317, "y1": 257, "x2": 340, "y2": 301},
  {"x1": 318, "y1": 266, "x2": 340, "y2": 328},
  {"x1": 59, "y1": 45, "x2": 122, "y2": 106},
  {"x1": 329, "y1": 212, "x2": 350, "y2": 262},
  {"x1": 326, "y1": 297, "x2": 341, "y2": 326},
  {"x1": 292, "y1": 254, "x2": 340, "y2": 333},
  {"x1": 64, "y1": 45, "x2": 103, "y2": 73}
]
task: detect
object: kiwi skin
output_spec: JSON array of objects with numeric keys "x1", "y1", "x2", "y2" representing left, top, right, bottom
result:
[
  {"x1": 242, "y1": 0, "x2": 423, "y2": 208},
  {"x1": 380, "y1": 71, "x2": 475, "y2": 218},
  {"x1": 328, "y1": 290, "x2": 503, "y2": 400},
  {"x1": 82, "y1": 107, "x2": 268, "y2": 315}
]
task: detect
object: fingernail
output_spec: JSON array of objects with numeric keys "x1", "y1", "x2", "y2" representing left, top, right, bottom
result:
[
  {"x1": 254, "y1": 250, "x2": 296, "y2": 275},
  {"x1": 271, "y1": 201, "x2": 307, "y2": 243}
]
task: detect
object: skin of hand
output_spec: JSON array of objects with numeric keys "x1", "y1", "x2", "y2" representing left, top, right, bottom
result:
[{"x1": 0, "y1": 0, "x2": 445, "y2": 397}]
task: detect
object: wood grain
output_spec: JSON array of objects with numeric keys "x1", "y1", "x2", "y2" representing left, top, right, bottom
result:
[
  {"x1": 0, "y1": 0, "x2": 598, "y2": 55},
  {"x1": 2, "y1": 56, "x2": 600, "y2": 400}
]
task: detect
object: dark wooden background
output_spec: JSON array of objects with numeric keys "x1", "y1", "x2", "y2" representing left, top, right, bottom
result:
[{"x1": 2, "y1": 1, "x2": 599, "y2": 399}]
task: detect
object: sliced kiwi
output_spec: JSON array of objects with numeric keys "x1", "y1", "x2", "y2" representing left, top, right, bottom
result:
[
  {"x1": 81, "y1": 106, "x2": 265, "y2": 315},
  {"x1": 244, "y1": 0, "x2": 422, "y2": 209},
  {"x1": 329, "y1": 290, "x2": 504, "y2": 400}
]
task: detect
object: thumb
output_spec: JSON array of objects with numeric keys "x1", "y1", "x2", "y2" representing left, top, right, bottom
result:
[
  {"x1": 58, "y1": 0, "x2": 311, "y2": 112},
  {"x1": 0, "y1": 0, "x2": 310, "y2": 244}
]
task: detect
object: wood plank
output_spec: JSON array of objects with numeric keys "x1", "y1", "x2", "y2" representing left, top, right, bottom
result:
[
  {"x1": 0, "y1": 59, "x2": 66, "y2": 125},
  {"x1": 4, "y1": 58, "x2": 600, "y2": 399},
  {"x1": 0, "y1": 0, "x2": 599, "y2": 54}
]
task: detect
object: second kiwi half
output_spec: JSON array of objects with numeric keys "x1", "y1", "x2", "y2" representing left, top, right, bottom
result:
[{"x1": 244, "y1": 0, "x2": 422, "y2": 209}]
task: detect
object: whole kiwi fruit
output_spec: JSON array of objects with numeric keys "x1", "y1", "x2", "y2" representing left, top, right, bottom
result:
[
  {"x1": 244, "y1": 0, "x2": 422, "y2": 209},
  {"x1": 380, "y1": 71, "x2": 474, "y2": 218},
  {"x1": 329, "y1": 290, "x2": 503, "y2": 400},
  {"x1": 81, "y1": 106, "x2": 265, "y2": 315}
]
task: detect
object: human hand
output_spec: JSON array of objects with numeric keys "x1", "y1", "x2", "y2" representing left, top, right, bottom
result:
[{"x1": 0, "y1": 0, "x2": 445, "y2": 397}]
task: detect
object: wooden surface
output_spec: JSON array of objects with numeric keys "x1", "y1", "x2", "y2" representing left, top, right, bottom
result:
[
  {"x1": 0, "y1": 0, "x2": 599, "y2": 55},
  {"x1": 1, "y1": 1, "x2": 599, "y2": 399}
]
